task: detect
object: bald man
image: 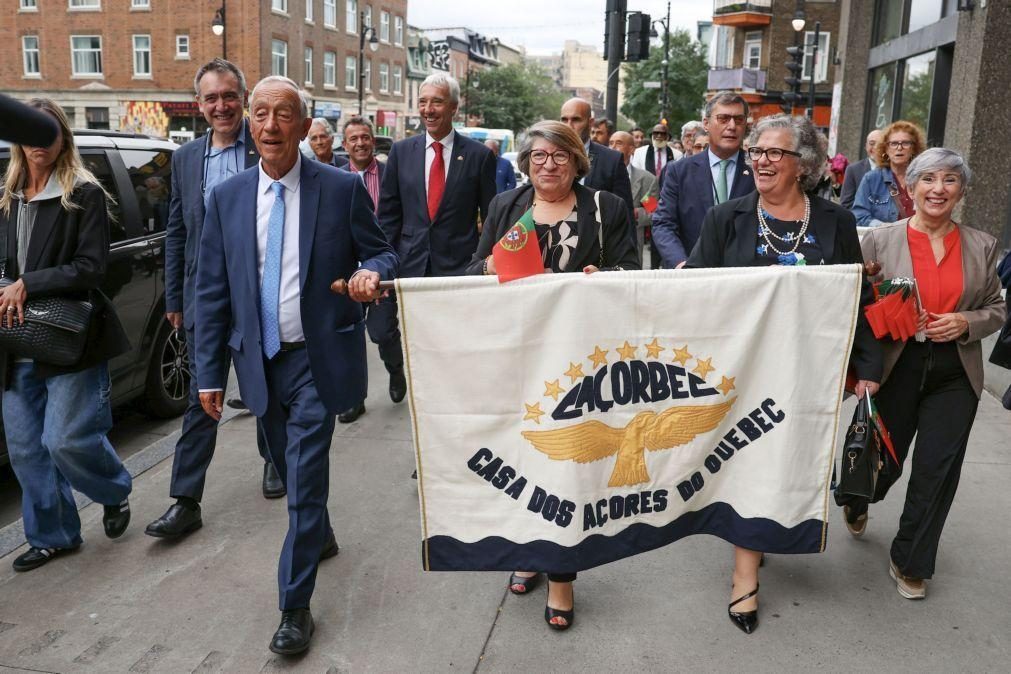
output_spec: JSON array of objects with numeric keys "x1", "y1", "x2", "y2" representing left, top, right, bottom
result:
[
  {"x1": 840, "y1": 129, "x2": 884, "y2": 209},
  {"x1": 559, "y1": 97, "x2": 636, "y2": 249},
  {"x1": 610, "y1": 131, "x2": 658, "y2": 268}
]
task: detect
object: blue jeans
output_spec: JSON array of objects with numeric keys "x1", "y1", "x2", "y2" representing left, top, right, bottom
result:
[{"x1": 3, "y1": 361, "x2": 133, "y2": 549}]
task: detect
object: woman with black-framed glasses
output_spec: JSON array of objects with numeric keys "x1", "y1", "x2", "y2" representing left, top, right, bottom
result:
[
  {"x1": 686, "y1": 114, "x2": 882, "y2": 634},
  {"x1": 852, "y1": 120, "x2": 926, "y2": 227}
]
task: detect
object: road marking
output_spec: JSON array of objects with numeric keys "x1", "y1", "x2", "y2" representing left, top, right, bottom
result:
[
  {"x1": 17, "y1": 629, "x2": 65, "y2": 657},
  {"x1": 129, "y1": 644, "x2": 170, "y2": 672},
  {"x1": 73, "y1": 635, "x2": 120, "y2": 665}
]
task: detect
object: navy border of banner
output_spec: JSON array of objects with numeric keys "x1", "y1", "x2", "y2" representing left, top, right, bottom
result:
[{"x1": 422, "y1": 501, "x2": 825, "y2": 572}]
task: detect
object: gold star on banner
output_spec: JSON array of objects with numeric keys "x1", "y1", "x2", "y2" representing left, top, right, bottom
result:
[
  {"x1": 587, "y1": 345, "x2": 609, "y2": 368},
  {"x1": 543, "y1": 379, "x2": 565, "y2": 401},
  {"x1": 644, "y1": 338, "x2": 665, "y2": 359},
  {"x1": 616, "y1": 340, "x2": 638, "y2": 360},
  {"x1": 717, "y1": 376, "x2": 736, "y2": 396},
  {"x1": 672, "y1": 344, "x2": 692, "y2": 366},
  {"x1": 524, "y1": 402, "x2": 545, "y2": 424},
  {"x1": 693, "y1": 357, "x2": 715, "y2": 380},
  {"x1": 564, "y1": 362, "x2": 585, "y2": 383}
]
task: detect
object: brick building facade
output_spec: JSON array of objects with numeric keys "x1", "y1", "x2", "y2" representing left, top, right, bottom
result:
[{"x1": 1, "y1": 0, "x2": 408, "y2": 141}]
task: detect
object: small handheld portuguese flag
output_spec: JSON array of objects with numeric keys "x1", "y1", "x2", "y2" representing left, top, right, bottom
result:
[
  {"x1": 641, "y1": 194, "x2": 658, "y2": 214},
  {"x1": 491, "y1": 206, "x2": 543, "y2": 283}
]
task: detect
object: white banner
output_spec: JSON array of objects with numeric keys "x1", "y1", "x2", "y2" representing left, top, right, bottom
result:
[{"x1": 397, "y1": 267, "x2": 862, "y2": 571}]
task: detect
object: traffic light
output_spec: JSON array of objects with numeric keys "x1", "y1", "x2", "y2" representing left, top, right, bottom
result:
[
  {"x1": 780, "y1": 91, "x2": 800, "y2": 115},
  {"x1": 625, "y1": 12, "x2": 651, "y2": 62},
  {"x1": 783, "y1": 44, "x2": 805, "y2": 114}
]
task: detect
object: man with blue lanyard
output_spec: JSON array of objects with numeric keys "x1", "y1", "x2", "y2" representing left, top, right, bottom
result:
[
  {"x1": 147, "y1": 59, "x2": 285, "y2": 541},
  {"x1": 651, "y1": 91, "x2": 756, "y2": 268}
]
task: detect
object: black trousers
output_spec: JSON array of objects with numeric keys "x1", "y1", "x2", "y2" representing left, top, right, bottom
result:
[{"x1": 841, "y1": 341, "x2": 978, "y2": 579}]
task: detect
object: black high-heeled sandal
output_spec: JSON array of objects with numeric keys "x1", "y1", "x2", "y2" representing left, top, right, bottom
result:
[
  {"x1": 728, "y1": 583, "x2": 759, "y2": 634},
  {"x1": 544, "y1": 581, "x2": 574, "y2": 631},
  {"x1": 508, "y1": 572, "x2": 541, "y2": 595}
]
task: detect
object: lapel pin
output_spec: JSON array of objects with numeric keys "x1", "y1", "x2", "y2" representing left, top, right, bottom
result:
[
  {"x1": 743, "y1": 169, "x2": 750, "y2": 176},
  {"x1": 456, "y1": 155, "x2": 463, "y2": 161}
]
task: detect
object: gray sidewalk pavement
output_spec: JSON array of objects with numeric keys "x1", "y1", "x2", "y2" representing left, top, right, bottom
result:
[{"x1": 0, "y1": 346, "x2": 1009, "y2": 673}]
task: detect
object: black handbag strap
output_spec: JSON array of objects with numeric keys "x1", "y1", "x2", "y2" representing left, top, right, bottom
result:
[{"x1": 0, "y1": 207, "x2": 8, "y2": 279}]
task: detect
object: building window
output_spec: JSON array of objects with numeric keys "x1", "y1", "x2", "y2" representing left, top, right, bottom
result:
[
  {"x1": 392, "y1": 65, "x2": 402, "y2": 94},
  {"x1": 363, "y1": 5, "x2": 372, "y2": 29},
  {"x1": 20, "y1": 0, "x2": 39, "y2": 10},
  {"x1": 345, "y1": 56, "x2": 357, "y2": 90},
  {"x1": 86, "y1": 106, "x2": 109, "y2": 130},
  {"x1": 133, "y1": 35, "x2": 151, "y2": 77},
  {"x1": 323, "y1": 0, "x2": 335, "y2": 27},
  {"x1": 69, "y1": 0, "x2": 101, "y2": 8},
  {"x1": 867, "y1": 62, "x2": 897, "y2": 130},
  {"x1": 71, "y1": 35, "x2": 103, "y2": 76},
  {"x1": 305, "y1": 0, "x2": 313, "y2": 21},
  {"x1": 346, "y1": 0, "x2": 357, "y2": 32},
  {"x1": 394, "y1": 16, "x2": 403, "y2": 46},
  {"x1": 364, "y1": 58, "x2": 371, "y2": 91},
  {"x1": 743, "y1": 31, "x2": 762, "y2": 70},
  {"x1": 380, "y1": 11, "x2": 390, "y2": 42},
  {"x1": 801, "y1": 31, "x2": 830, "y2": 83},
  {"x1": 710, "y1": 25, "x2": 734, "y2": 69},
  {"x1": 176, "y1": 35, "x2": 190, "y2": 58},
  {"x1": 131, "y1": 0, "x2": 150, "y2": 8},
  {"x1": 272, "y1": 0, "x2": 288, "y2": 13},
  {"x1": 272, "y1": 39, "x2": 288, "y2": 77},
  {"x1": 898, "y1": 50, "x2": 936, "y2": 130},
  {"x1": 304, "y1": 47, "x2": 313, "y2": 85},
  {"x1": 379, "y1": 62, "x2": 389, "y2": 92},
  {"x1": 324, "y1": 51, "x2": 336, "y2": 86},
  {"x1": 22, "y1": 36, "x2": 40, "y2": 76},
  {"x1": 908, "y1": 0, "x2": 945, "y2": 34}
]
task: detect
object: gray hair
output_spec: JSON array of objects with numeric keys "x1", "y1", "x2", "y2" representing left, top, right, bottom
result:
[
  {"x1": 681, "y1": 120, "x2": 704, "y2": 136},
  {"x1": 250, "y1": 75, "x2": 308, "y2": 118},
  {"x1": 704, "y1": 91, "x2": 750, "y2": 120},
  {"x1": 907, "y1": 147, "x2": 972, "y2": 192},
  {"x1": 746, "y1": 114, "x2": 824, "y2": 193},
  {"x1": 517, "y1": 120, "x2": 590, "y2": 179},
  {"x1": 420, "y1": 72, "x2": 460, "y2": 105},
  {"x1": 193, "y1": 58, "x2": 247, "y2": 97},
  {"x1": 310, "y1": 117, "x2": 334, "y2": 135},
  {"x1": 342, "y1": 115, "x2": 375, "y2": 137}
]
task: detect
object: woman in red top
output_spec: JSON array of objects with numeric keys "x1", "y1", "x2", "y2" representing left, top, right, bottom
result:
[{"x1": 840, "y1": 148, "x2": 1005, "y2": 600}]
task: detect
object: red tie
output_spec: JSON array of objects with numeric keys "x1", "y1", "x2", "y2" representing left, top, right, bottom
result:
[{"x1": 428, "y1": 141, "x2": 445, "y2": 221}]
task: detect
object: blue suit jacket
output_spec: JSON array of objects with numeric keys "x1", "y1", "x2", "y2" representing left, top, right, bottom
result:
[
  {"x1": 165, "y1": 124, "x2": 259, "y2": 330},
  {"x1": 651, "y1": 149, "x2": 755, "y2": 267},
  {"x1": 494, "y1": 156, "x2": 516, "y2": 193},
  {"x1": 377, "y1": 132, "x2": 496, "y2": 278},
  {"x1": 194, "y1": 159, "x2": 398, "y2": 417}
]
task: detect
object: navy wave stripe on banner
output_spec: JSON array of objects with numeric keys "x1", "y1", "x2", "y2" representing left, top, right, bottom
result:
[{"x1": 422, "y1": 501, "x2": 825, "y2": 572}]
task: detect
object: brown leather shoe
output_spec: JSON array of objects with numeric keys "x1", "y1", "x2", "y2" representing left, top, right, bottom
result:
[
  {"x1": 843, "y1": 505, "x2": 868, "y2": 537},
  {"x1": 889, "y1": 559, "x2": 926, "y2": 599}
]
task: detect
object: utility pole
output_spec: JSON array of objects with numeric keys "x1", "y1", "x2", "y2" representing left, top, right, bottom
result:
[
  {"x1": 604, "y1": 0, "x2": 627, "y2": 123},
  {"x1": 807, "y1": 21, "x2": 821, "y2": 120},
  {"x1": 661, "y1": 0, "x2": 670, "y2": 124}
]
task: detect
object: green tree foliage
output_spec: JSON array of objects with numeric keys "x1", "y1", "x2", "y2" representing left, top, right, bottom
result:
[
  {"x1": 621, "y1": 29, "x2": 709, "y2": 131},
  {"x1": 468, "y1": 62, "x2": 566, "y2": 134}
]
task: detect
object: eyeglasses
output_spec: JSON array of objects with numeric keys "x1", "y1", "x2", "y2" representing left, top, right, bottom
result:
[
  {"x1": 692, "y1": 143, "x2": 707, "y2": 150},
  {"x1": 888, "y1": 140, "x2": 914, "y2": 149},
  {"x1": 713, "y1": 114, "x2": 747, "y2": 125},
  {"x1": 747, "y1": 146, "x2": 802, "y2": 162},
  {"x1": 529, "y1": 150, "x2": 571, "y2": 166}
]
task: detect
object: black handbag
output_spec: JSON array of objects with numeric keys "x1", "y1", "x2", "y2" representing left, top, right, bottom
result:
[
  {"x1": 835, "y1": 393, "x2": 882, "y2": 501},
  {"x1": 988, "y1": 311, "x2": 1011, "y2": 370}
]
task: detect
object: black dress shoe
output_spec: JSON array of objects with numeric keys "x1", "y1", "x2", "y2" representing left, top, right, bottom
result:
[
  {"x1": 338, "y1": 402, "x2": 366, "y2": 424},
  {"x1": 225, "y1": 398, "x2": 248, "y2": 410},
  {"x1": 320, "y1": 532, "x2": 340, "y2": 560},
  {"x1": 728, "y1": 583, "x2": 759, "y2": 634},
  {"x1": 389, "y1": 368, "x2": 407, "y2": 403},
  {"x1": 103, "y1": 499, "x2": 131, "y2": 539},
  {"x1": 12, "y1": 545, "x2": 79, "y2": 572},
  {"x1": 262, "y1": 462, "x2": 286, "y2": 499},
  {"x1": 269, "y1": 608, "x2": 314, "y2": 655},
  {"x1": 145, "y1": 503, "x2": 203, "y2": 539}
]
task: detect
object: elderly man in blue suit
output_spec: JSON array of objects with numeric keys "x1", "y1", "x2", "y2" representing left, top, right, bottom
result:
[
  {"x1": 651, "y1": 91, "x2": 756, "y2": 267},
  {"x1": 195, "y1": 75, "x2": 397, "y2": 655},
  {"x1": 146, "y1": 59, "x2": 284, "y2": 542},
  {"x1": 369, "y1": 73, "x2": 496, "y2": 422},
  {"x1": 485, "y1": 139, "x2": 517, "y2": 194}
]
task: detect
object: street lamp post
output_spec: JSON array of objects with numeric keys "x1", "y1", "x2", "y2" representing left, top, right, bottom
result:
[
  {"x1": 807, "y1": 21, "x2": 821, "y2": 120},
  {"x1": 211, "y1": 2, "x2": 226, "y2": 60},
  {"x1": 358, "y1": 10, "x2": 379, "y2": 116},
  {"x1": 650, "y1": 1, "x2": 671, "y2": 125}
]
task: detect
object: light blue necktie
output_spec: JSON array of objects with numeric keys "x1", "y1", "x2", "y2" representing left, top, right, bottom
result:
[{"x1": 260, "y1": 181, "x2": 284, "y2": 359}]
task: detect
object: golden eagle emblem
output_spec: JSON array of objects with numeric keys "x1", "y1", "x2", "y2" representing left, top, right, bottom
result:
[{"x1": 521, "y1": 398, "x2": 736, "y2": 487}]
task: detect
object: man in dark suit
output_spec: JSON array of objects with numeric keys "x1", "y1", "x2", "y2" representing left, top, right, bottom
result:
[
  {"x1": 372, "y1": 72, "x2": 496, "y2": 413},
  {"x1": 147, "y1": 59, "x2": 283, "y2": 541},
  {"x1": 195, "y1": 76, "x2": 397, "y2": 655},
  {"x1": 559, "y1": 97, "x2": 636, "y2": 248},
  {"x1": 307, "y1": 117, "x2": 350, "y2": 169},
  {"x1": 840, "y1": 129, "x2": 883, "y2": 209},
  {"x1": 651, "y1": 91, "x2": 756, "y2": 268}
]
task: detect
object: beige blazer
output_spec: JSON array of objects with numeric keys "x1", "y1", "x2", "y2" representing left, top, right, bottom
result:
[{"x1": 861, "y1": 219, "x2": 1006, "y2": 397}]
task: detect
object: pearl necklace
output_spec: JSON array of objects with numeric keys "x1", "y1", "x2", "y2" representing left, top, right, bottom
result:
[{"x1": 757, "y1": 194, "x2": 811, "y2": 255}]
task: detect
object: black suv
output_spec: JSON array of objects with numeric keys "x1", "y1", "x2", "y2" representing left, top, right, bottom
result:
[{"x1": 0, "y1": 130, "x2": 190, "y2": 463}]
